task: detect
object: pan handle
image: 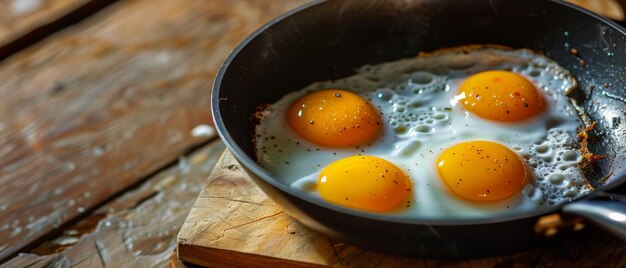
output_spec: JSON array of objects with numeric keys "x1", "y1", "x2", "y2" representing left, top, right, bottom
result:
[{"x1": 562, "y1": 193, "x2": 626, "y2": 240}]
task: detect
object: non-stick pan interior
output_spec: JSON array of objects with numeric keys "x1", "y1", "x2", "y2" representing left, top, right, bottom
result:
[
  {"x1": 212, "y1": 0, "x2": 626, "y2": 258},
  {"x1": 216, "y1": 0, "x2": 626, "y2": 191}
]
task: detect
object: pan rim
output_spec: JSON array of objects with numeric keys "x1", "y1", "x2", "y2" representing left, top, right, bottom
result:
[{"x1": 211, "y1": 0, "x2": 626, "y2": 226}]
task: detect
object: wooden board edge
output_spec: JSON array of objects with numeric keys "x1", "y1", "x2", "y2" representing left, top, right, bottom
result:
[
  {"x1": 175, "y1": 150, "x2": 229, "y2": 243},
  {"x1": 177, "y1": 243, "x2": 326, "y2": 268},
  {"x1": 171, "y1": 249, "x2": 188, "y2": 268},
  {"x1": 175, "y1": 150, "x2": 326, "y2": 267}
]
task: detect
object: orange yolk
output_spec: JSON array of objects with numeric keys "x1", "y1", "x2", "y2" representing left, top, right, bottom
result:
[
  {"x1": 318, "y1": 155, "x2": 411, "y2": 212},
  {"x1": 459, "y1": 70, "x2": 545, "y2": 122},
  {"x1": 287, "y1": 89, "x2": 382, "y2": 147},
  {"x1": 436, "y1": 141, "x2": 529, "y2": 202}
]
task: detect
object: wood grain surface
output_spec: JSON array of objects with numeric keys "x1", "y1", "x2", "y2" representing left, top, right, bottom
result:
[
  {"x1": 177, "y1": 150, "x2": 626, "y2": 268},
  {"x1": 1, "y1": 139, "x2": 225, "y2": 268},
  {"x1": 567, "y1": 0, "x2": 625, "y2": 20},
  {"x1": 0, "y1": 0, "x2": 307, "y2": 260},
  {"x1": 0, "y1": 0, "x2": 623, "y2": 266},
  {"x1": 0, "y1": 0, "x2": 89, "y2": 48}
]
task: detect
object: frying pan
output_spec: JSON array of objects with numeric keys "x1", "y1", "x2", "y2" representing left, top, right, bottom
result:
[{"x1": 212, "y1": 0, "x2": 626, "y2": 258}]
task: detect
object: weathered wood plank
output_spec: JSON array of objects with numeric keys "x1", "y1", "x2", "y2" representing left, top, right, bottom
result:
[
  {"x1": 177, "y1": 150, "x2": 626, "y2": 268},
  {"x1": 0, "y1": 0, "x2": 123, "y2": 61},
  {"x1": 0, "y1": 0, "x2": 309, "y2": 260},
  {"x1": 566, "y1": 0, "x2": 624, "y2": 20},
  {"x1": 0, "y1": 0, "x2": 89, "y2": 47},
  {"x1": 1, "y1": 139, "x2": 226, "y2": 268}
]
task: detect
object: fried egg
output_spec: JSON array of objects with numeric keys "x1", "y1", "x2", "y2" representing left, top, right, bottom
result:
[{"x1": 253, "y1": 46, "x2": 591, "y2": 219}]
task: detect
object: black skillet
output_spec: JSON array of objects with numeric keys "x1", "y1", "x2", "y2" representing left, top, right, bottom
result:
[{"x1": 212, "y1": 0, "x2": 626, "y2": 258}]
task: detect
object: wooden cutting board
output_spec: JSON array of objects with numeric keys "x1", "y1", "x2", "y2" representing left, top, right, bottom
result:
[{"x1": 175, "y1": 150, "x2": 626, "y2": 267}]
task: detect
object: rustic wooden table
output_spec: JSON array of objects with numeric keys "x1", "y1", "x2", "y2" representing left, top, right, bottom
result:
[{"x1": 0, "y1": 1, "x2": 623, "y2": 267}]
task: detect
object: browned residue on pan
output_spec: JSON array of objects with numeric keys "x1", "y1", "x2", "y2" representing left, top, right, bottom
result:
[{"x1": 577, "y1": 121, "x2": 605, "y2": 163}]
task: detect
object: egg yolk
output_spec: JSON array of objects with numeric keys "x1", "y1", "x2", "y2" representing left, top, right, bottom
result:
[
  {"x1": 436, "y1": 141, "x2": 529, "y2": 202},
  {"x1": 318, "y1": 155, "x2": 411, "y2": 212},
  {"x1": 287, "y1": 89, "x2": 382, "y2": 147},
  {"x1": 459, "y1": 70, "x2": 545, "y2": 122}
]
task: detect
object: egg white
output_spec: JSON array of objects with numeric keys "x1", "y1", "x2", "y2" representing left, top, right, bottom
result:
[{"x1": 254, "y1": 47, "x2": 590, "y2": 220}]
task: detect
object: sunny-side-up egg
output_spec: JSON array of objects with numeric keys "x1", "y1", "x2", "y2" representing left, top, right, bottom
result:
[{"x1": 253, "y1": 46, "x2": 591, "y2": 219}]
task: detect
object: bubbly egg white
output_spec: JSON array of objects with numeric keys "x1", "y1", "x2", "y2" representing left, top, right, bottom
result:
[{"x1": 254, "y1": 47, "x2": 591, "y2": 219}]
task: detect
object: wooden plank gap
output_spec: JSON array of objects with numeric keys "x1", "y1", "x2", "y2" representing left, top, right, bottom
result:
[
  {"x1": 0, "y1": 0, "x2": 309, "y2": 261},
  {"x1": 0, "y1": 0, "x2": 121, "y2": 62},
  {"x1": 0, "y1": 136, "x2": 219, "y2": 264}
]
